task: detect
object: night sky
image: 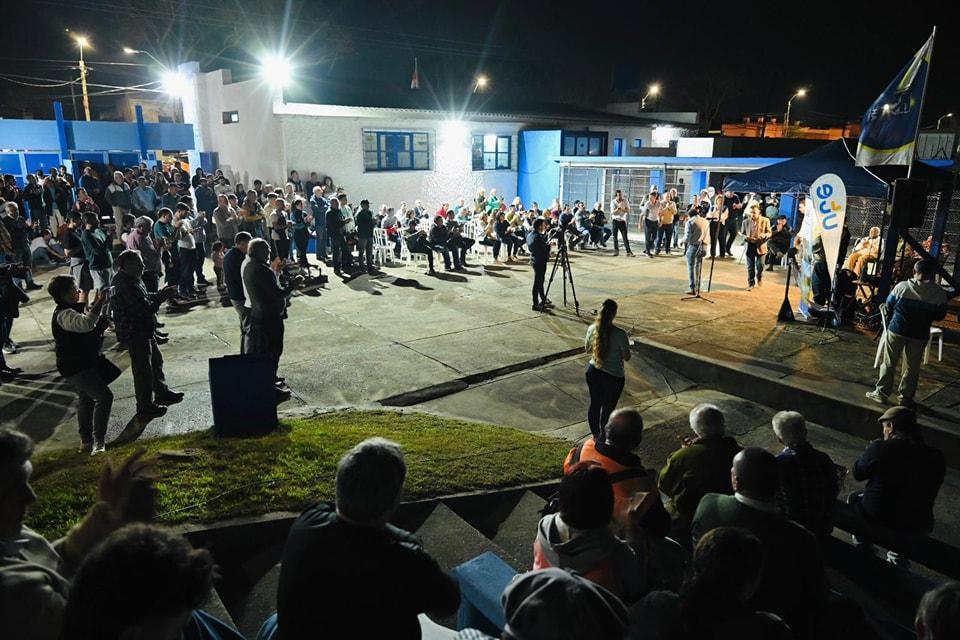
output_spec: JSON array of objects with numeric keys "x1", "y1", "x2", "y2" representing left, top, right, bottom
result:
[{"x1": 2, "y1": 0, "x2": 955, "y2": 128}]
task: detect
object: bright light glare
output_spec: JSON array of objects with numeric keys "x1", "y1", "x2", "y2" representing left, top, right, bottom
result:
[
  {"x1": 261, "y1": 54, "x2": 293, "y2": 88},
  {"x1": 648, "y1": 83, "x2": 660, "y2": 96},
  {"x1": 162, "y1": 70, "x2": 190, "y2": 98},
  {"x1": 476, "y1": 75, "x2": 489, "y2": 88},
  {"x1": 74, "y1": 35, "x2": 89, "y2": 47},
  {"x1": 441, "y1": 120, "x2": 468, "y2": 140},
  {"x1": 123, "y1": 47, "x2": 138, "y2": 55},
  {"x1": 796, "y1": 88, "x2": 807, "y2": 97},
  {"x1": 882, "y1": 103, "x2": 892, "y2": 113}
]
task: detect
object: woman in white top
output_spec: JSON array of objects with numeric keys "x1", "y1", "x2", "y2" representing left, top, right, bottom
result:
[
  {"x1": 584, "y1": 298, "x2": 631, "y2": 439},
  {"x1": 174, "y1": 205, "x2": 197, "y2": 298}
]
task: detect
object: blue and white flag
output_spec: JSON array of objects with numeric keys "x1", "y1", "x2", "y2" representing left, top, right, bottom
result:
[{"x1": 855, "y1": 33, "x2": 934, "y2": 167}]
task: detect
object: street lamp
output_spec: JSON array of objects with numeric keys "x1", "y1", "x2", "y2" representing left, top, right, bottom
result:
[
  {"x1": 937, "y1": 112, "x2": 954, "y2": 129},
  {"x1": 70, "y1": 33, "x2": 92, "y2": 121},
  {"x1": 783, "y1": 88, "x2": 807, "y2": 136},
  {"x1": 123, "y1": 47, "x2": 165, "y2": 67},
  {"x1": 261, "y1": 54, "x2": 293, "y2": 89},
  {"x1": 474, "y1": 74, "x2": 489, "y2": 93},
  {"x1": 641, "y1": 83, "x2": 660, "y2": 110}
]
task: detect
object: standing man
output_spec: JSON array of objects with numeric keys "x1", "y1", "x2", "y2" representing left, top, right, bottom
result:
[
  {"x1": 105, "y1": 171, "x2": 132, "y2": 244},
  {"x1": 2, "y1": 203, "x2": 41, "y2": 290},
  {"x1": 80, "y1": 212, "x2": 113, "y2": 302},
  {"x1": 639, "y1": 192, "x2": 661, "y2": 257},
  {"x1": 309, "y1": 186, "x2": 329, "y2": 264},
  {"x1": 131, "y1": 176, "x2": 160, "y2": 218},
  {"x1": 354, "y1": 200, "x2": 375, "y2": 274},
  {"x1": 867, "y1": 259, "x2": 947, "y2": 407},
  {"x1": 527, "y1": 218, "x2": 550, "y2": 311},
  {"x1": 683, "y1": 200, "x2": 710, "y2": 295},
  {"x1": 223, "y1": 232, "x2": 252, "y2": 353},
  {"x1": 111, "y1": 250, "x2": 183, "y2": 420},
  {"x1": 63, "y1": 213, "x2": 91, "y2": 304},
  {"x1": 743, "y1": 201, "x2": 771, "y2": 291},
  {"x1": 610, "y1": 190, "x2": 633, "y2": 257},
  {"x1": 722, "y1": 190, "x2": 742, "y2": 257},
  {"x1": 48, "y1": 275, "x2": 112, "y2": 454},
  {"x1": 326, "y1": 197, "x2": 346, "y2": 276},
  {"x1": 243, "y1": 238, "x2": 290, "y2": 400}
]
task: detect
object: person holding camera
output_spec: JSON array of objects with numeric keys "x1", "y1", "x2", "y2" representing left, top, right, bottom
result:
[
  {"x1": 527, "y1": 218, "x2": 551, "y2": 311},
  {"x1": 112, "y1": 250, "x2": 183, "y2": 421},
  {"x1": 243, "y1": 238, "x2": 291, "y2": 401},
  {"x1": 48, "y1": 275, "x2": 113, "y2": 454},
  {"x1": 2, "y1": 203, "x2": 41, "y2": 291}
]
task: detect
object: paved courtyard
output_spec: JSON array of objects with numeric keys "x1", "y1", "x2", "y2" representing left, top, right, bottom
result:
[{"x1": 2, "y1": 234, "x2": 957, "y2": 454}]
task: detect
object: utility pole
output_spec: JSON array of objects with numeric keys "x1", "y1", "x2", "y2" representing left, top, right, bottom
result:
[{"x1": 75, "y1": 36, "x2": 92, "y2": 121}]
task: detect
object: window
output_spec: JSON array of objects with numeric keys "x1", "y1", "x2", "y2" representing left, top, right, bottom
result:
[
  {"x1": 632, "y1": 138, "x2": 642, "y2": 148},
  {"x1": 472, "y1": 134, "x2": 511, "y2": 170},
  {"x1": 222, "y1": 110, "x2": 239, "y2": 124},
  {"x1": 362, "y1": 130, "x2": 432, "y2": 171},
  {"x1": 561, "y1": 131, "x2": 607, "y2": 157},
  {"x1": 612, "y1": 138, "x2": 624, "y2": 156}
]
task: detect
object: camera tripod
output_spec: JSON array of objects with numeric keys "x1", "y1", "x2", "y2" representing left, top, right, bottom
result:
[{"x1": 543, "y1": 235, "x2": 580, "y2": 315}]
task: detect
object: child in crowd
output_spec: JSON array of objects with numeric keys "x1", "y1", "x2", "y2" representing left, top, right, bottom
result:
[{"x1": 211, "y1": 240, "x2": 225, "y2": 290}]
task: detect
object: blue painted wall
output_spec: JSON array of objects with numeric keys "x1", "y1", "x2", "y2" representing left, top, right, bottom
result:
[
  {"x1": 518, "y1": 130, "x2": 562, "y2": 207},
  {"x1": 0, "y1": 120, "x2": 60, "y2": 150},
  {"x1": 0, "y1": 117, "x2": 193, "y2": 153}
]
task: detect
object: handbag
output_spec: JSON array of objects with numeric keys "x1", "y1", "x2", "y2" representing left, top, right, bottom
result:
[{"x1": 96, "y1": 354, "x2": 122, "y2": 384}]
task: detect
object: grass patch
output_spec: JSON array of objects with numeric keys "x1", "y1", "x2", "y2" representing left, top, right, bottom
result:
[{"x1": 28, "y1": 409, "x2": 572, "y2": 539}]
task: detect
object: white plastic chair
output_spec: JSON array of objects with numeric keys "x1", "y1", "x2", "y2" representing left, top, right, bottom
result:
[
  {"x1": 372, "y1": 228, "x2": 393, "y2": 267},
  {"x1": 924, "y1": 327, "x2": 944, "y2": 364}
]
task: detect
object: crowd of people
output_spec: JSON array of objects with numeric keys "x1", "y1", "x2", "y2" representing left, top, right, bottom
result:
[{"x1": 0, "y1": 392, "x2": 954, "y2": 639}]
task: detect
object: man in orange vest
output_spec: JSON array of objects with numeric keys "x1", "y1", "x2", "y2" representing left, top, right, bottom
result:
[{"x1": 563, "y1": 408, "x2": 670, "y2": 539}]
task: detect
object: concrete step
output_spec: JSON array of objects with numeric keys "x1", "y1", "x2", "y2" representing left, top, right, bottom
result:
[
  {"x1": 490, "y1": 491, "x2": 547, "y2": 571},
  {"x1": 230, "y1": 562, "x2": 281, "y2": 640},
  {"x1": 415, "y1": 502, "x2": 523, "y2": 573}
]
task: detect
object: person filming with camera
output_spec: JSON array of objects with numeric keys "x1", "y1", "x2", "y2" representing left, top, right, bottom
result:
[{"x1": 527, "y1": 218, "x2": 551, "y2": 311}]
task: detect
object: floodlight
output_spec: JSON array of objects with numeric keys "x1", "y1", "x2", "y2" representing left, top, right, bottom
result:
[
  {"x1": 648, "y1": 83, "x2": 660, "y2": 96},
  {"x1": 162, "y1": 70, "x2": 191, "y2": 98},
  {"x1": 261, "y1": 54, "x2": 293, "y2": 88},
  {"x1": 74, "y1": 35, "x2": 89, "y2": 48}
]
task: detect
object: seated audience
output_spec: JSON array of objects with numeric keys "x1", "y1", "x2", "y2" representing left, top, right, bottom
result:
[
  {"x1": 659, "y1": 404, "x2": 742, "y2": 542},
  {"x1": 60, "y1": 524, "x2": 242, "y2": 640},
  {"x1": 564, "y1": 408, "x2": 670, "y2": 539},
  {"x1": 764, "y1": 215, "x2": 792, "y2": 269},
  {"x1": 691, "y1": 448, "x2": 827, "y2": 637},
  {"x1": 771, "y1": 410, "x2": 841, "y2": 539},
  {"x1": 535, "y1": 463, "x2": 646, "y2": 602},
  {"x1": 849, "y1": 406, "x2": 946, "y2": 564},
  {"x1": 628, "y1": 526, "x2": 791, "y2": 640},
  {"x1": 845, "y1": 226, "x2": 880, "y2": 276},
  {"x1": 0, "y1": 428, "x2": 155, "y2": 640},
  {"x1": 404, "y1": 218, "x2": 437, "y2": 275},
  {"x1": 264, "y1": 438, "x2": 459, "y2": 639},
  {"x1": 915, "y1": 582, "x2": 960, "y2": 640},
  {"x1": 455, "y1": 567, "x2": 628, "y2": 640}
]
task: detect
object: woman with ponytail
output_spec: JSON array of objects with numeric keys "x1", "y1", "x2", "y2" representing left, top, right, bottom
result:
[{"x1": 584, "y1": 298, "x2": 631, "y2": 439}]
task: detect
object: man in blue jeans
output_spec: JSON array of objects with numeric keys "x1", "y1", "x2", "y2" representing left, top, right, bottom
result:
[
  {"x1": 684, "y1": 204, "x2": 709, "y2": 294},
  {"x1": 743, "y1": 202, "x2": 771, "y2": 291},
  {"x1": 309, "y1": 186, "x2": 329, "y2": 263}
]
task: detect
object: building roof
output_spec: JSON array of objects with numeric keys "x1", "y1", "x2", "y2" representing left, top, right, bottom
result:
[{"x1": 281, "y1": 81, "x2": 692, "y2": 127}]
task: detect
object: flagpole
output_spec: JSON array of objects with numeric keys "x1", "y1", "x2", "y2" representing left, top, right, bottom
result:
[{"x1": 907, "y1": 26, "x2": 936, "y2": 179}]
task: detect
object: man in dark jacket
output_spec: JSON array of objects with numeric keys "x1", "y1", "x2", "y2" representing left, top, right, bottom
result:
[
  {"x1": 850, "y1": 406, "x2": 945, "y2": 546},
  {"x1": 308, "y1": 186, "x2": 329, "y2": 262},
  {"x1": 47, "y1": 275, "x2": 111, "y2": 453},
  {"x1": 268, "y1": 438, "x2": 459, "y2": 640},
  {"x1": 354, "y1": 200, "x2": 375, "y2": 273},
  {"x1": 692, "y1": 448, "x2": 827, "y2": 637},
  {"x1": 325, "y1": 198, "x2": 346, "y2": 275},
  {"x1": 223, "y1": 232, "x2": 252, "y2": 353},
  {"x1": 242, "y1": 239, "x2": 289, "y2": 398},
  {"x1": 527, "y1": 218, "x2": 550, "y2": 311},
  {"x1": 111, "y1": 250, "x2": 182, "y2": 420},
  {"x1": 429, "y1": 215, "x2": 459, "y2": 271}
]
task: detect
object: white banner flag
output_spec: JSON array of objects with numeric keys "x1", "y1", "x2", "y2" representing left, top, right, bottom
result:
[{"x1": 810, "y1": 173, "x2": 847, "y2": 283}]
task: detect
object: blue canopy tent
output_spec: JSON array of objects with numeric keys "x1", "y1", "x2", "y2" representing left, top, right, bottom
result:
[{"x1": 722, "y1": 138, "x2": 951, "y2": 198}]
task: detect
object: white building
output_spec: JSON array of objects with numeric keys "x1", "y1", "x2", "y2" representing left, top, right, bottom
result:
[{"x1": 183, "y1": 65, "x2": 691, "y2": 207}]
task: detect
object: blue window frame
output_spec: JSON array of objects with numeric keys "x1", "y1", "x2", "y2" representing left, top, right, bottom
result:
[
  {"x1": 561, "y1": 131, "x2": 607, "y2": 156},
  {"x1": 472, "y1": 134, "x2": 511, "y2": 170},
  {"x1": 632, "y1": 138, "x2": 643, "y2": 148},
  {"x1": 612, "y1": 138, "x2": 624, "y2": 156},
  {"x1": 362, "y1": 130, "x2": 431, "y2": 171}
]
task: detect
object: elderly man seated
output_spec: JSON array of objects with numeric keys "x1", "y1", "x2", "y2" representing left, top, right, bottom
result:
[
  {"x1": 658, "y1": 403, "x2": 742, "y2": 544},
  {"x1": 772, "y1": 410, "x2": 842, "y2": 540},
  {"x1": 845, "y1": 226, "x2": 880, "y2": 276},
  {"x1": 691, "y1": 448, "x2": 827, "y2": 637},
  {"x1": 263, "y1": 438, "x2": 460, "y2": 639},
  {"x1": 0, "y1": 428, "x2": 157, "y2": 640}
]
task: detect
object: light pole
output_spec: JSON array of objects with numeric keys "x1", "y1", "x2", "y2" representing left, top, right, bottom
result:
[
  {"x1": 641, "y1": 83, "x2": 660, "y2": 110},
  {"x1": 783, "y1": 88, "x2": 807, "y2": 137},
  {"x1": 123, "y1": 47, "x2": 166, "y2": 68},
  {"x1": 474, "y1": 74, "x2": 489, "y2": 93},
  {"x1": 73, "y1": 34, "x2": 92, "y2": 121},
  {"x1": 937, "y1": 112, "x2": 954, "y2": 129}
]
